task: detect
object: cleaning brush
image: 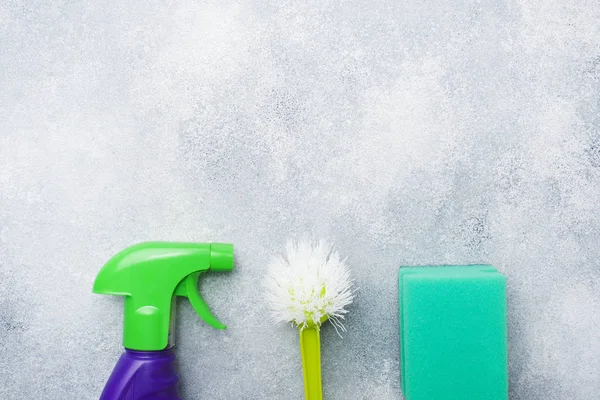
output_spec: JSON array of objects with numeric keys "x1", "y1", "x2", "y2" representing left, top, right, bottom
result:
[{"x1": 265, "y1": 240, "x2": 355, "y2": 400}]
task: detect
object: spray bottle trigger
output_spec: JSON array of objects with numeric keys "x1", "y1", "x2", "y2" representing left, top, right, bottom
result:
[{"x1": 178, "y1": 272, "x2": 227, "y2": 330}]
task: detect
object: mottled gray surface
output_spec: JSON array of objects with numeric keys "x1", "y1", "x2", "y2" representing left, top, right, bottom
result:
[{"x1": 1, "y1": 0, "x2": 600, "y2": 399}]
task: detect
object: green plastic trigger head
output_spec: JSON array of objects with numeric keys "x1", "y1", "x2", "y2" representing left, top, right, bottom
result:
[{"x1": 93, "y1": 242, "x2": 234, "y2": 351}]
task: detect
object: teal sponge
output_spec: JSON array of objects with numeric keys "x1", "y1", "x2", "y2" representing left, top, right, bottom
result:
[{"x1": 398, "y1": 265, "x2": 508, "y2": 400}]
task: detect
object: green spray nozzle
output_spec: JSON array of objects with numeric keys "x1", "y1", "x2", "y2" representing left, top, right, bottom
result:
[{"x1": 93, "y1": 242, "x2": 234, "y2": 351}]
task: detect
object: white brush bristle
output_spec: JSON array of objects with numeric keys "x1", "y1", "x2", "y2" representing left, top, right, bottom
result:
[{"x1": 264, "y1": 240, "x2": 355, "y2": 332}]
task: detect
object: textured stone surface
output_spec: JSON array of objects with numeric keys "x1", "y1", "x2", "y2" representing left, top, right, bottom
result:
[{"x1": 1, "y1": 1, "x2": 599, "y2": 399}]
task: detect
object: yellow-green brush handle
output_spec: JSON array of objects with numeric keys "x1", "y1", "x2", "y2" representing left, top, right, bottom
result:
[{"x1": 299, "y1": 325, "x2": 323, "y2": 400}]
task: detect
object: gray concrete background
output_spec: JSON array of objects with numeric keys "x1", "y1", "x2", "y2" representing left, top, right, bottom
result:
[{"x1": 1, "y1": 1, "x2": 599, "y2": 399}]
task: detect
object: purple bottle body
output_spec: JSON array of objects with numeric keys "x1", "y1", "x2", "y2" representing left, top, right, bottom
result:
[{"x1": 100, "y1": 348, "x2": 181, "y2": 400}]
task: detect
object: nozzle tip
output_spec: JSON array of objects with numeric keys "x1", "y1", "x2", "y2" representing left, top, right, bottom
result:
[{"x1": 210, "y1": 243, "x2": 234, "y2": 271}]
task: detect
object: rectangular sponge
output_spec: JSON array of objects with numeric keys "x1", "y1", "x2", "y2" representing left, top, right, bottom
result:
[{"x1": 399, "y1": 265, "x2": 508, "y2": 400}]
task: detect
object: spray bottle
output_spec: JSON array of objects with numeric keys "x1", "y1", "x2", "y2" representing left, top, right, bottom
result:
[{"x1": 93, "y1": 241, "x2": 234, "y2": 400}]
